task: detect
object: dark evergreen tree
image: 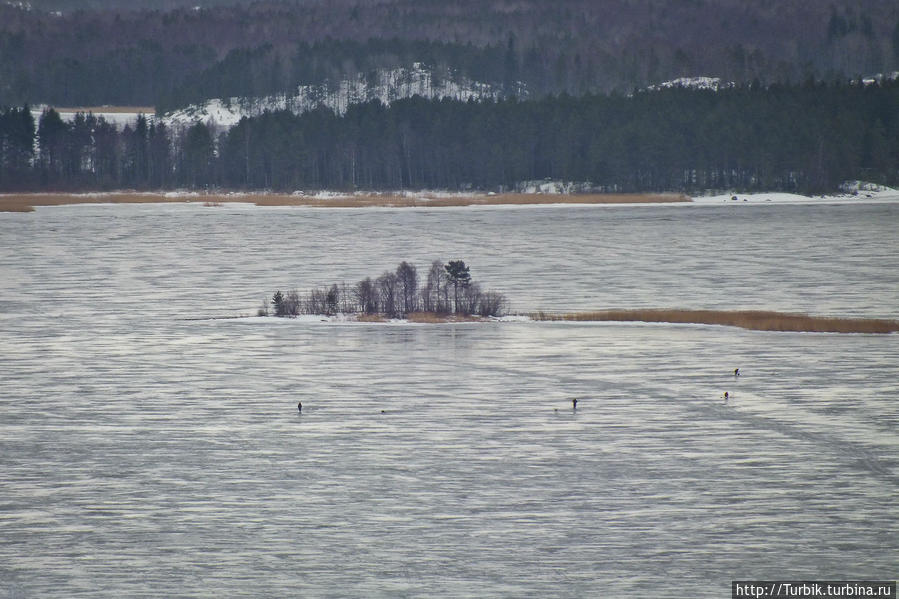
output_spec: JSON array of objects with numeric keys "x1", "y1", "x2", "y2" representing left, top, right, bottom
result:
[
  {"x1": 178, "y1": 121, "x2": 215, "y2": 188},
  {"x1": 148, "y1": 122, "x2": 173, "y2": 189},
  {"x1": 37, "y1": 108, "x2": 67, "y2": 182},
  {"x1": 0, "y1": 105, "x2": 35, "y2": 188},
  {"x1": 444, "y1": 260, "x2": 471, "y2": 314}
]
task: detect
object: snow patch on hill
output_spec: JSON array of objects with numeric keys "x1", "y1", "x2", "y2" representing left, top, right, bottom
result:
[
  {"x1": 645, "y1": 76, "x2": 734, "y2": 92},
  {"x1": 164, "y1": 63, "x2": 506, "y2": 130}
]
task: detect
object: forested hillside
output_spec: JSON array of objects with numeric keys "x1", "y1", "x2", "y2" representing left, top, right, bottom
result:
[
  {"x1": 3, "y1": 81, "x2": 897, "y2": 194},
  {"x1": 2, "y1": 0, "x2": 898, "y2": 110}
]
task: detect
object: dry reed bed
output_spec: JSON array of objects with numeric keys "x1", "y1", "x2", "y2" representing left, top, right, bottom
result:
[
  {"x1": 531, "y1": 309, "x2": 899, "y2": 334},
  {"x1": 0, "y1": 192, "x2": 689, "y2": 212}
]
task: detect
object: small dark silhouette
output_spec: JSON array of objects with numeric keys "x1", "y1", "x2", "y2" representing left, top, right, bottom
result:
[
  {"x1": 297, "y1": 401, "x2": 303, "y2": 413},
  {"x1": 572, "y1": 398, "x2": 578, "y2": 410},
  {"x1": 723, "y1": 392, "x2": 729, "y2": 400},
  {"x1": 734, "y1": 368, "x2": 740, "y2": 376}
]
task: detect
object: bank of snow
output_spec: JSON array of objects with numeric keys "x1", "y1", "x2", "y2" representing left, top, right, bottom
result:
[{"x1": 692, "y1": 184, "x2": 899, "y2": 205}]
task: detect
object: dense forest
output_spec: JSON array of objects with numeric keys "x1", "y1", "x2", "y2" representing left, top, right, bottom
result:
[
  {"x1": 2, "y1": 0, "x2": 899, "y2": 110},
  {"x1": 2, "y1": 81, "x2": 897, "y2": 194}
]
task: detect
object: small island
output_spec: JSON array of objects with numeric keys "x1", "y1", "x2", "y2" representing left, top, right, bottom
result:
[
  {"x1": 260, "y1": 259, "x2": 508, "y2": 321},
  {"x1": 257, "y1": 260, "x2": 898, "y2": 333}
]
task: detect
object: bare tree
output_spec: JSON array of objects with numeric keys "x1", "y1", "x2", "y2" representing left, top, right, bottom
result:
[
  {"x1": 421, "y1": 260, "x2": 446, "y2": 313},
  {"x1": 376, "y1": 271, "x2": 399, "y2": 318},
  {"x1": 396, "y1": 261, "x2": 418, "y2": 315},
  {"x1": 478, "y1": 290, "x2": 508, "y2": 317},
  {"x1": 306, "y1": 287, "x2": 329, "y2": 315},
  {"x1": 340, "y1": 281, "x2": 355, "y2": 313},
  {"x1": 326, "y1": 284, "x2": 340, "y2": 315},
  {"x1": 460, "y1": 282, "x2": 482, "y2": 315},
  {"x1": 354, "y1": 277, "x2": 378, "y2": 314}
]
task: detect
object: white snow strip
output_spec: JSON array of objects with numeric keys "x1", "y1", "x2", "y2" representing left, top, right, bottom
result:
[{"x1": 692, "y1": 185, "x2": 899, "y2": 205}]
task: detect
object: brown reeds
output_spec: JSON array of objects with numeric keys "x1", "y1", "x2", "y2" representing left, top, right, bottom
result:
[
  {"x1": 355, "y1": 313, "x2": 388, "y2": 323},
  {"x1": 1, "y1": 191, "x2": 690, "y2": 213},
  {"x1": 530, "y1": 309, "x2": 899, "y2": 334}
]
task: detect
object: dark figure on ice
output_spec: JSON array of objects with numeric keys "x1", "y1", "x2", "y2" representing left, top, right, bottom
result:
[
  {"x1": 734, "y1": 368, "x2": 740, "y2": 376},
  {"x1": 723, "y1": 392, "x2": 729, "y2": 401},
  {"x1": 297, "y1": 401, "x2": 302, "y2": 413},
  {"x1": 572, "y1": 398, "x2": 578, "y2": 410}
]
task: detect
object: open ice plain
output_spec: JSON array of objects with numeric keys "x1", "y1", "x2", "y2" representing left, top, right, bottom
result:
[{"x1": 1, "y1": 200, "x2": 897, "y2": 597}]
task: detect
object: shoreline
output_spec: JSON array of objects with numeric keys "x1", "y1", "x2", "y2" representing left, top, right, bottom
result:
[
  {"x1": 3, "y1": 189, "x2": 898, "y2": 213},
  {"x1": 233, "y1": 309, "x2": 899, "y2": 334},
  {"x1": 0, "y1": 191, "x2": 689, "y2": 212}
]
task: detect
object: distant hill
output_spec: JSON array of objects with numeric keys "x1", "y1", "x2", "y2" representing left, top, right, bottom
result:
[{"x1": 2, "y1": 0, "x2": 899, "y2": 108}]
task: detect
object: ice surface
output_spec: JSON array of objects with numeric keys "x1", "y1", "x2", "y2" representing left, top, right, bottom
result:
[{"x1": 0, "y1": 202, "x2": 897, "y2": 597}]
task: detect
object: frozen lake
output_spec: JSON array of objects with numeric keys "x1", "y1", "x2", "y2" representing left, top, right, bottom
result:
[{"x1": 1, "y1": 201, "x2": 897, "y2": 597}]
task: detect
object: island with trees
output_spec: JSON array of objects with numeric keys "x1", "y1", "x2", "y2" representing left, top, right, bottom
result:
[
  {"x1": 255, "y1": 258, "x2": 899, "y2": 333},
  {"x1": 261, "y1": 259, "x2": 509, "y2": 321}
]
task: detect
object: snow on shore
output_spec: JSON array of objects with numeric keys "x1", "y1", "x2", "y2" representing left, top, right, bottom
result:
[
  {"x1": 230, "y1": 314, "x2": 525, "y2": 326},
  {"x1": 692, "y1": 185, "x2": 899, "y2": 205}
]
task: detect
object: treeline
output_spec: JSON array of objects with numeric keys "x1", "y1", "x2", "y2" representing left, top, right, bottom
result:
[
  {"x1": 264, "y1": 260, "x2": 508, "y2": 319},
  {"x1": 0, "y1": 107, "x2": 193, "y2": 190},
  {"x1": 4, "y1": 80, "x2": 898, "y2": 193},
  {"x1": 3, "y1": 0, "x2": 899, "y2": 109}
]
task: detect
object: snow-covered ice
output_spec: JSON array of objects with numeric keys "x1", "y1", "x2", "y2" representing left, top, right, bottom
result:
[{"x1": 1, "y1": 201, "x2": 897, "y2": 597}]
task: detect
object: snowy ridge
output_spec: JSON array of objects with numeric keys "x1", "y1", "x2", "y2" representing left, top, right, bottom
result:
[{"x1": 164, "y1": 63, "x2": 505, "y2": 130}]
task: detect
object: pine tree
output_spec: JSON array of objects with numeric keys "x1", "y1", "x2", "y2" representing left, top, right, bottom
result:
[
  {"x1": 37, "y1": 108, "x2": 67, "y2": 181},
  {"x1": 444, "y1": 260, "x2": 471, "y2": 314}
]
